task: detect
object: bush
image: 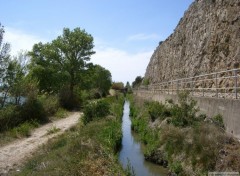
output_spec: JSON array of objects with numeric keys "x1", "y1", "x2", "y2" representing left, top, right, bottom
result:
[
  {"x1": 54, "y1": 108, "x2": 68, "y2": 119},
  {"x1": 213, "y1": 114, "x2": 225, "y2": 129},
  {"x1": 38, "y1": 95, "x2": 60, "y2": 116},
  {"x1": 0, "y1": 105, "x2": 22, "y2": 132},
  {"x1": 21, "y1": 96, "x2": 48, "y2": 123},
  {"x1": 10, "y1": 121, "x2": 38, "y2": 138},
  {"x1": 82, "y1": 99, "x2": 110, "y2": 124},
  {"x1": 101, "y1": 120, "x2": 122, "y2": 152},
  {"x1": 146, "y1": 101, "x2": 170, "y2": 121},
  {"x1": 59, "y1": 86, "x2": 80, "y2": 110},
  {"x1": 0, "y1": 95, "x2": 48, "y2": 132},
  {"x1": 167, "y1": 91, "x2": 199, "y2": 127},
  {"x1": 170, "y1": 161, "x2": 183, "y2": 175},
  {"x1": 143, "y1": 78, "x2": 149, "y2": 86},
  {"x1": 160, "y1": 125, "x2": 185, "y2": 158}
]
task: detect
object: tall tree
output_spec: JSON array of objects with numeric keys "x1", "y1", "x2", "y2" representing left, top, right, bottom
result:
[
  {"x1": 132, "y1": 76, "x2": 143, "y2": 88},
  {"x1": 0, "y1": 23, "x2": 11, "y2": 107},
  {"x1": 0, "y1": 23, "x2": 10, "y2": 85},
  {"x1": 91, "y1": 65, "x2": 112, "y2": 97},
  {"x1": 125, "y1": 81, "x2": 132, "y2": 93},
  {"x1": 29, "y1": 28, "x2": 95, "y2": 97}
]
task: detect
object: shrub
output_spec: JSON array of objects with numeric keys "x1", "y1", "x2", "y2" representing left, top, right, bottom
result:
[
  {"x1": 170, "y1": 161, "x2": 183, "y2": 175},
  {"x1": 143, "y1": 78, "x2": 150, "y2": 86},
  {"x1": 82, "y1": 99, "x2": 110, "y2": 124},
  {"x1": 11, "y1": 121, "x2": 38, "y2": 138},
  {"x1": 0, "y1": 105, "x2": 22, "y2": 132},
  {"x1": 101, "y1": 120, "x2": 122, "y2": 152},
  {"x1": 54, "y1": 108, "x2": 68, "y2": 119},
  {"x1": 160, "y1": 125, "x2": 185, "y2": 158},
  {"x1": 146, "y1": 101, "x2": 170, "y2": 121},
  {"x1": 59, "y1": 86, "x2": 80, "y2": 110},
  {"x1": 213, "y1": 114, "x2": 225, "y2": 129},
  {"x1": 168, "y1": 91, "x2": 199, "y2": 127},
  {"x1": 38, "y1": 95, "x2": 60, "y2": 116},
  {"x1": 21, "y1": 96, "x2": 48, "y2": 123},
  {"x1": 0, "y1": 95, "x2": 48, "y2": 132},
  {"x1": 47, "y1": 125, "x2": 61, "y2": 135}
]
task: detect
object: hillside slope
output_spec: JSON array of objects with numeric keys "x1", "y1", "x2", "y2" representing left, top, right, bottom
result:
[{"x1": 145, "y1": 0, "x2": 240, "y2": 84}]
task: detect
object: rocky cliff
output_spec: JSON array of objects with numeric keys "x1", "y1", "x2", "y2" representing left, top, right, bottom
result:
[{"x1": 145, "y1": 0, "x2": 240, "y2": 84}]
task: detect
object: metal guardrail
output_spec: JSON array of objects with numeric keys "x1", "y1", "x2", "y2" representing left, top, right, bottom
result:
[{"x1": 136, "y1": 68, "x2": 240, "y2": 99}]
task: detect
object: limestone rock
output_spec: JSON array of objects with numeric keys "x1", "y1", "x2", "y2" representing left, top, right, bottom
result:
[{"x1": 144, "y1": 0, "x2": 240, "y2": 84}]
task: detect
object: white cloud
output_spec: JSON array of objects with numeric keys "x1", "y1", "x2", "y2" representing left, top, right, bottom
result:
[
  {"x1": 92, "y1": 47, "x2": 152, "y2": 84},
  {"x1": 127, "y1": 33, "x2": 160, "y2": 41},
  {"x1": 3, "y1": 27, "x2": 153, "y2": 84},
  {"x1": 4, "y1": 27, "x2": 47, "y2": 56}
]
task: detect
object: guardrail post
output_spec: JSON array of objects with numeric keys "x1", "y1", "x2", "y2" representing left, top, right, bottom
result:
[
  {"x1": 215, "y1": 73, "x2": 218, "y2": 98},
  {"x1": 234, "y1": 69, "x2": 238, "y2": 99}
]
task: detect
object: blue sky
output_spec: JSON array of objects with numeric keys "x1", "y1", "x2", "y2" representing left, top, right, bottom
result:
[{"x1": 1, "y1": 0, "x2": 194, "y2": 84}]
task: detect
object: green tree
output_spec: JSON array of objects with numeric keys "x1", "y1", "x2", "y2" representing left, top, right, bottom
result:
[
  {"x1": 1, "y1": 56, "x2": 26, "y2": 107},
  {"x1": 125, "y1": 81, "x2": 132, "y2": 93},
  {"x1": 132, "y1": 76, "x2": 143, "y2": 88},
  {"x1": 0, "y1": 23, "x2": 11, "y2": 87},
  {"x1": 112, "y1": 82, "x2": 124, "y2": 90},
  {"x1": 0, "y1": 23, "x2": 11, "y2": 107},
  {"x1": 29, "y1": 27, "x2": 95, "y2": 108},
  {"x1": 91, "y1": 65, "x2": 112, "y2": 97},
  {"x1": 9, "y1": 52, "x2": 28, "y2": 105}
]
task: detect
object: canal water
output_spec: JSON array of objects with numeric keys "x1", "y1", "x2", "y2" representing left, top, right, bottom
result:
[{"x1": 119, "y1": 101, "x2": 167, "y2": 176}]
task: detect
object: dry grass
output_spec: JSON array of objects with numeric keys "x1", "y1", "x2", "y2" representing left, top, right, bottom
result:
[
  {"x1": 12, "y1": 95, "x2": 126, "y2": 175},
  {"x1": 130, "y1": 93, "x2": 240, "y2": 175}
]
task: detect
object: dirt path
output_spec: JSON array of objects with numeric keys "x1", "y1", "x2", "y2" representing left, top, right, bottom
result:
[{"x1": 0, "y1": 112, "x2": 82, "y2": 174}]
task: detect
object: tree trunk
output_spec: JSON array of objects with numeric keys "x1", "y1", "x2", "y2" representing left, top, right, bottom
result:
[
  {"x1": 1, "y1": 88, "x2": 9, "y2": 108},
  {"x1": 70, "y1": 70, "x2": 74, "y2": 98}
]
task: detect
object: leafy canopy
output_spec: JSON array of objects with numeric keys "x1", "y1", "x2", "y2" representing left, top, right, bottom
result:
[{"x1": 28, "y1": 27, "x2": 95, "y2": 94}]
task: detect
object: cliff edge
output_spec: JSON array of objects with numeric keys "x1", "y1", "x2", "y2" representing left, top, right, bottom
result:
[{"x1": 145, "y1": 0, "x2": 240, "y2": 84}]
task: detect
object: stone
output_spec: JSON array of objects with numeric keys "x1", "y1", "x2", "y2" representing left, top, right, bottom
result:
[{"x1": 144, "y1": 0, "x2": 240, "y2": 86}]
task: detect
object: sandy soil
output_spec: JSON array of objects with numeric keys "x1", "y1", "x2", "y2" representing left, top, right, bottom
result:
[{"x1": 0, "y1": 112, "x2": 82, "y2": 175}]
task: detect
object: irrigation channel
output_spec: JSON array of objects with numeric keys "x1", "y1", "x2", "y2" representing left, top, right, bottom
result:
[{"x1": 119, "y1": 101, "x2": 168, "y2": 176}]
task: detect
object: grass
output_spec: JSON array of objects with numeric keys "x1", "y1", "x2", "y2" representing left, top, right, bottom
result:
[
  {"x1": 0, "y1": 120, "x2": 39, "y2": 147},
  {"x1": 128, "y1": 92, "x2": 240, "y2": 175},
  {"x1": 0, "y1": 106, "x2": 69, "y2": 147},
  {"x1": 52, "y1": 108, "x2": 68, "y2": 120},
  {"x1": 46, "y1": 125, "x2": 61, "y2": 135},
  {"x1": 12, "y1": 95, "x2": 127, "y2": 175}
]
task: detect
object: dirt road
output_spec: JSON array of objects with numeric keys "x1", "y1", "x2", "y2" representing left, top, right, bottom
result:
[{"x1": 0, "y1": 112, "x2": 82, "y2": 174}]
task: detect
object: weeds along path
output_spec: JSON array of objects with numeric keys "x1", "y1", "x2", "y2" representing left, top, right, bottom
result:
[{"x1": 0, "y1": 112, "x2": 82, "y2": 174}]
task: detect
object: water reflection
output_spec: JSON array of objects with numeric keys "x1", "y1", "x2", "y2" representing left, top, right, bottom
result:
[{"x1": 119, "y1": 101, "x2": 167, "y2": 176}]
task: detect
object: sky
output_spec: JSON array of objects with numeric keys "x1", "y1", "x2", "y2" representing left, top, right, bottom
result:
[{"x1": 1, "y1": 0, "x2": 194, "y2": 84}]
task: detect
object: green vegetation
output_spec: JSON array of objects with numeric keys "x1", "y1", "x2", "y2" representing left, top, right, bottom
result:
[
  {"x1": 112, "y1": 82, "x2": 125, "y2": 90},
  {"x1": 46, "y1": 125, "x2": 61, "y2": 135},
  {"x1": 129, "y1": 92, "x2": 239, "y2": 175},
  {"x1": 143, "y1": 78, "x2": 150, "y2": 86},
  {"x1": 13, "y1": 95, "x2": 126, "y2": 175},
  {"x1": 10, "y1": 121, "x2": 39, "y2": 138},
  {"x1": 0, "y1": 24, "x2": 113, "y2": 144},
  {"x1": 213, "y1": 114, "x2": 225, "y2": 129},
  {"x1": 146, "y1": 101, "x2": 170, "y2": 121},
  {"x1": 1, "y1": 22, "x2": 128, "y2": 175},
  {"x1": 132, "y1": 76, "x2": 143, "y2": 88},
  {"x1": 82, "y1": 99, "x2": 110, "y2": 124}
]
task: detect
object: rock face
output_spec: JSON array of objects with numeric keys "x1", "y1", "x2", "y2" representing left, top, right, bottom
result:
[{"x1": 145, "y1": 0, "x2": 240, "y2": 84}]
